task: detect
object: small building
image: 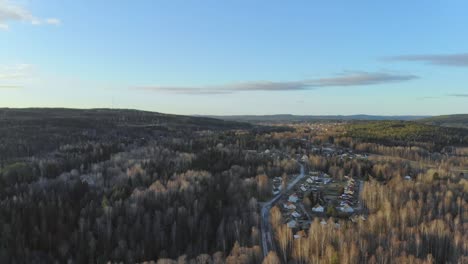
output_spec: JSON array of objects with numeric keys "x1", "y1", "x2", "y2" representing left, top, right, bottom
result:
[
  {"x1": 312, "y1": 204, "x2": 324, "y2": 213},
  {"x1": 404, "y1": 175, "x2": 412, "y2": 181},
  {"x1": 294, "y1": 230, "x2": 307, "y2": 239},
  {"x1": 287, "y1": 220, "x2": 297, "y2": 228},
  {"x1": 292, "y1": 211, "x2": 301, "y2": 218},
  {"x1": 288, "y1": 194, "x2": 299, "y2": 203},
  {"x1": 283, "y1": 202, "x2": 296, "y2": 210},
  {"x1": 339, "y1": 205, "x2": 354, "y2": 213}
]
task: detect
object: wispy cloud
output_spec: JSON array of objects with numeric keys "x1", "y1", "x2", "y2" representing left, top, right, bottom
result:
[
  {"x1": 0, "y1": 64, "x2": 33, "y2": 89},
  {"x1": 0, "y1": 85, "x2": 22, "y2": 89},
  {"x1": 385, "y1": 53, "x2": 468, "y2": 67},
  {"x1": 0, "y1": 64, "x2": 32, "y2": 79},
  {"x1": 448, "y1": 93, "x2": 468, "y2": 97},
  {"x1": 417, "y1": 96, "x2": 440, "y2": 100},
  {"x1": 44, "y1": 18, "x2": 61, "y2": 25},
  {"x1": 0, "y1": 0, "x2": 60, "y2": 30},
  {"x1": 134, "y1": 72, "x2": 418, "y2": 95}
]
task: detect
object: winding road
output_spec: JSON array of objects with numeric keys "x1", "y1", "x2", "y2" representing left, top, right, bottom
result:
[{"x1": 260, "y1": 163, "x2": 305, "y2": 257}]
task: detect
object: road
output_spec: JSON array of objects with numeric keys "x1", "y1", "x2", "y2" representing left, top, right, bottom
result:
[
  {"x1": 260, "y1": 163, "x2": 305, "y2": 257},
  {"x1": 354, "y1": 180, "x2": 365, "y2": 212}
]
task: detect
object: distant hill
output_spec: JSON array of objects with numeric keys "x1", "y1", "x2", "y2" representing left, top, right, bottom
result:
[
  {"x1": 201, "y1": 114, "x2": 430, "y2": 123},
  {"x1": 0, "y1": 108, "x2": 250, "y2": 130},
  {"x1": 417, "y1": 114, "x2": 468, "y2": 129},
  {"x1": 0, "y1": 108, "x2": 251, "y2": 161}
]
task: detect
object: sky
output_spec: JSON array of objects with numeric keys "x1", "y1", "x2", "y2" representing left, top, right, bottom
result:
[{"x1": 1, "y1": 0, "x2": 467, "y2": 115}]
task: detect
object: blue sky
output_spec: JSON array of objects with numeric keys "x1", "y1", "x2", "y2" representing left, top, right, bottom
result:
[{"x1": 1, "y1": 0, "x2": 467, "y2": 115}]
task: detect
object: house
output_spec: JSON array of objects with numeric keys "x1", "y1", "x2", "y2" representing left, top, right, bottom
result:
[
  {"x1": 312, "y1": 204, "x2": 324, "y2": 213},
  {"x1": 283, "y1": 202, "x2": 296, "y2": 210},
  {"x1": 287, "y1": 220, "x2": 297, "y2": 228},
  {"x1": 404, "y1": 175, "x2": 412, "y2": 181},
  {"x1": 340, "y1": 201, "x2": 351, "y2": 207},
  {"x1": 320, "y1": 219, "x2": 327, "y2": 226},
  {"x1": 300, "y1": 186, "x2": 307, "y2": 192},
  {"x1": 301, "y1": 155, "x2": 309, "y2": 162},
  {"x1": 323, "y1": 178, "x2": 332, "y2": 185},
  {"x1": 292, "y1": 211, "x2": 301, "y2": 218},
  {"x1": 306, "y1": 178, "x2": 314, "y2": 184},
  {"x1": 339, "y1": 205, "x2": 354, "y2": 213},
  {"x1": 288, "y1": 194, "x2": 299, "y2": 203},
  {"x1": 294, "y1": 230, "x2": 306, "y2": 239}
]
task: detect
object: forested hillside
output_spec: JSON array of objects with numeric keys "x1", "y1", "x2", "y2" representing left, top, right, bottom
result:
[
  {"x1": 0, "y1": 109, "x2": 467, "y2": 263},
  {"x1": 418, "y1": 114, "x2": 468, "y2": 129},
  {"x1": 0, "y1": 108, "x2": 296, "y2": 263},
  {"x1": 344, "y1": 121, "x2": 468, "y2": 151}
]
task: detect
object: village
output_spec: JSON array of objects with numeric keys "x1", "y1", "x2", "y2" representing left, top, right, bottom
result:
[{"x1": 271, "y1": 168, "x2": 365, "y2": 239}]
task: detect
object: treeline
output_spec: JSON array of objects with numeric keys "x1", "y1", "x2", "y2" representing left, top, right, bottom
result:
[{"x1": 344, "y1": 121, "x2": 468, "y2": 151}]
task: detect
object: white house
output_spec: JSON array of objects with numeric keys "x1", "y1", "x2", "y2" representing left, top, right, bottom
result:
[
  {"x1": 283, "y1": 202, "x2": 296, "y2": 210},
  {"x1": 312, "y1": 204, "x2": 324, "y2": 213},
  {"x1": 339, "y1": 205, "x2": 354, "y2": 213},
  {"x1": 287, "y1": 220, "x2": 297, "y2": 228},
  {"x1": 292, "y1": 211, "x2": 301, "y2": 218},
  {"x1": 288, "y1": 194, "x2": 299, "y2": 203}
]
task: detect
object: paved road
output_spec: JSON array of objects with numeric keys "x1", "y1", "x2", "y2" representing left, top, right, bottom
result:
[
  {"x1": 354, "y1": 180, "x2": 365, "y2": 212},
  {"x1": 260, "y1": 163, "x2": 305, "y2": 257}
]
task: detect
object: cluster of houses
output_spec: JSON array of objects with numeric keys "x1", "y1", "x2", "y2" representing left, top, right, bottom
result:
[
  {"x1": 310, "y1": 145, "x2": 368, "y2": 160},
  {"x1": 280, "y1": 171, "x2": 333, "y2": 231},
  {"x1": 274, "y1": 169, "x2": 366, "y2": 242},
  {"x1": 301, "y1": 171, "x2": 332, "y2": 196},
  {"x1": 337, "y1": 176, "x2": 358, "y2": 213},
  {"x1": 340, "y1": 152, "x2": 368, "y2": 161},
  {"x1": 280, "y1": 192, "x2": 310, "y2": 230}
]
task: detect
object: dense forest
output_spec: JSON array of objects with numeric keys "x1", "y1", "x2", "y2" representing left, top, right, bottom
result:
[
  {"x1": 0, "y1": 109, "x2": 467, "y2": 263},
  {"x1": 344, "y1": 121, "x2": 468, "y2": 151}
]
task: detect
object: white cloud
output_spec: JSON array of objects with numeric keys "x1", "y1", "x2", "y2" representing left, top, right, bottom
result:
[
  {"x1": 45, "y1": 18, "x2": 61, "y2": 25},
  {"x1": 0, "y1": 0, "x2": 60, "y2": 30}
]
